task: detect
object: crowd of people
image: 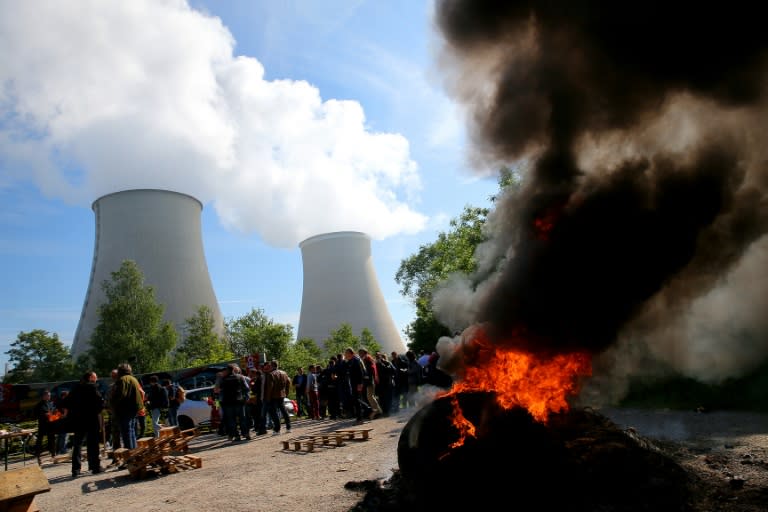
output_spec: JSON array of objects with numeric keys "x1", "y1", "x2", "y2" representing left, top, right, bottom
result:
[
  {"x1": 213, "y1": 347, "x2": 452, "y2": 442},
  {"x1": 30, "y1": 348, "x2": 452, "y2": 477},
  {"x1": 32, "y1": 362, "x2": 185, "y2": 478}
]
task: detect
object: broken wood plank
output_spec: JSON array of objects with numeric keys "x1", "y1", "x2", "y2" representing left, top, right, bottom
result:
[{"x1": 0, "y1": 465, "x2": 51, "y2": 512}]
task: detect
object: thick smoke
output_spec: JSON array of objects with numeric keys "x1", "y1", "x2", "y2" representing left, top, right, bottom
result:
[{"x1": 431, "y1": 0, "x2": 768, "y2": 386}]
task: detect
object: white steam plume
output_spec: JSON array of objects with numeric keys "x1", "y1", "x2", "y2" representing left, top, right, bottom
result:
[{"x1": 0, "y1": 0, "x2": 427, "y2": 247}]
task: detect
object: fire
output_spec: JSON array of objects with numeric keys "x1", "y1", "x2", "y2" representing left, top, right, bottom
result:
[
  {"x1": 533, "y1": 215, "x2": 555, "y2": 240},
  {"x1": 445, "y1": 394, "x2": 475, "y2": 453},
  {"x1": 442, "y1": 326, "x2": 592, "y2": 446},
  {"x1": 532, "y1": 204, "x2": 563, "y2": 241}
]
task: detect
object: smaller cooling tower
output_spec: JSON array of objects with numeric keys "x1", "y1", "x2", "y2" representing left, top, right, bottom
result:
[
  {"x1": 297, "y1": 231, "x2": 406, "y2": 355},
  {"x1": 71, "y1": 189, "x2": 224, "y2": 358}
]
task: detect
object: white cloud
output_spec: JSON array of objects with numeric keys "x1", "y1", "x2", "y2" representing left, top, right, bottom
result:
[{"x1": 0, "y1": 0, "x2": 427, "y2": 248}]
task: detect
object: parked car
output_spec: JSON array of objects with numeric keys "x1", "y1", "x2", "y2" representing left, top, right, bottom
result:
[
  {"x1": 175, "y1": 365, "x2": 228, "y2": 390},
  {"x1": 176, "y1": 386, "x2": 297, "y2": 431}
]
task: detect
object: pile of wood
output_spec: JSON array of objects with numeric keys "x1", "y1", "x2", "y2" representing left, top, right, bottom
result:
[{"x1": 113, "y1": 426, "x2": 201, "y2": 479}]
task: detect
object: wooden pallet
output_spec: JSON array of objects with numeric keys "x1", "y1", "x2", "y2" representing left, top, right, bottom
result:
[
  {"x1": 281, "y1": 432, "x2": 345, "y2": 452},
  {"x1": 333, "y1": 428, "x2": 373, "y2": 441},
  {"x1": 116, "y1": 427, "x2": 200, "y2": 479},
  {"x1": 281, "y1": 436, "x2": 317, "y2": 452},
  {"x1": 157, "y1": 455, "x2": 202, "y2": 473}
]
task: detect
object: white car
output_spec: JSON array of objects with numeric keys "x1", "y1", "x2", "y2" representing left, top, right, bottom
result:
[
  {"x1": 176, "y1": 386, "x2": 297, "y2": 431},
  {"x1": 176, "y1": 386, "x2": 218, "y2": 430}
]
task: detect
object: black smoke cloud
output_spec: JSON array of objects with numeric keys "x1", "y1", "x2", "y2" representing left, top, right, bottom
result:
[{"x1": 432, "y1": 0, "x2": 768, "y2": 382}]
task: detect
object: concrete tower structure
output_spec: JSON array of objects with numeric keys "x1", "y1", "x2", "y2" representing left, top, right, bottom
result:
[
  {"x1": 71, "y1": 189, "x2": 224, "y2": 358},
  {"x1": 297, "y1": 231, "x2": 406, "y2": 355}
]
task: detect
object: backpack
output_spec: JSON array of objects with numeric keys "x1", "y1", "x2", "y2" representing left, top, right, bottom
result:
[{"x1": 175, "y1": 384, "x2": 186, "y2": 404}]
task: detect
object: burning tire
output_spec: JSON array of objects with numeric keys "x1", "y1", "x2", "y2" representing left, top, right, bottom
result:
[{"x1": 395, "y1": 392, "x2": 691, "y2": 511}]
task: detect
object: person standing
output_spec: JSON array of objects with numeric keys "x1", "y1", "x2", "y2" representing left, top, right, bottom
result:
[
  {"x1": 145, "y1": 375, "x2": 169, "y2": 438},
  {"x1": 292, "y1": 367, "x2": 308, "y2": 417},
  {"x1": 358, "y1": 348, "x2": 383, "y2": 419},
  {"x1": 405, "y1": 350, "x2": 422, "y2": 409},
  {"x1": 391, "y1": 352, "x2": 409, "y2": 412},
  {"x1": 110, "y1": 363, "x2": 144, "y2": 450},
  {"x1": 105, "y1": 369, "x2": 122, "y2": 464},
  {"x1": 233, "y1": 365, "x2": 251, "y2": 440},
  {"x1": 264, "y1": 360, "x2": 292, "y2": 434},
  {"x1": 135, "y1": 400, "x2": 147, "y2": 439},
  {"x1": 305, "y1": 364, "x2": 321, "y2": 420},
  {"x1": 249, "y1": 368, "x2": 267, "y2": 436},
  {"x1": 343, "y1": 348, "x2": 372, "y2": 425},
  {"x1": 54, "y1": 390, "x2": 70, "y2": 455},
  {"x1": 65, "y1": 371, "x2": 105, "y2": 478},
  {"x1": 417, "y1": 349, "x2": 430, "y2": 368},
  {"x1": 374, "y1": 353, "x2": 396, "y2": 417},
  {"x1": 216, "y1": 363, "x2": 251, "y2": 442},
  {"x1": 163, "y1": 379, "x2": 179, "y2": 427},
  {"x1": 33, "y1": 390, "x2": 57, "y2": 464},
  {"x1": 322, "y1": 357, "x2": 341, "y2": 420}
]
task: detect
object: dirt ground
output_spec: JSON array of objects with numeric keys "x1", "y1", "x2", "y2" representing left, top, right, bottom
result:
[
  {"x1": 603, "y1": 407, "x2": 768, "y2": 512},
  {"x1": 22, "y1": 406, "x2": 768, "y2": 512},
  {"x1": 32, "y1": 413, "x2": 406, "y2": 512}
]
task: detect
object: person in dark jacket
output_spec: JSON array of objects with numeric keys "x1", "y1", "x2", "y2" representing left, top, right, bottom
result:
[
  {"x1": 374, "y1": 352, "x2": 396, "y2": 416},
  {"x1": 343, "y1": 347, "x2": 372, "y2": 425},
  {"x1": 145, "y1": 375, "x2": 169, "y2": 438},
  {"x1": 54, "y1": 390, "x2": 70, "y2": 455},
  {"x1": 32, "y1": 389, "x2": 57, "y2": 464},
  {"x1": 216, "y1": 363, "x2": 251, "y2": 442},
  {"x1": 391, "y1": 351, "x2": 409, "y2": 412},
  {"x1": 65, "y1": 371, "x2": 105, "y2": 478},
  {"x1": 321, "y1": 357, "x2": 341, "y2": 419},
  {"x1": 291, "y1": 367, "x2": 307, "y2": 417}
]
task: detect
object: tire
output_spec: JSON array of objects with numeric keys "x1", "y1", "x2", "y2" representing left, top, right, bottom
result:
[{"x1": 178, "y1": 416, "x2": 194, "y2": 430}]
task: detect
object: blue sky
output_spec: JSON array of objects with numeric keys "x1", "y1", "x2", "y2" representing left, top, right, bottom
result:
[{"x1": 0, "y1": 1, "x2": 500, "y2": 372}]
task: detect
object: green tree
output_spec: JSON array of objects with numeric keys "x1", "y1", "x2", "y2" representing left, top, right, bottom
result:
[
  {"x1": 269, "y1": 326, "x2": 379, "y2": 378},
  {"x1": 358, "y1": 328, "x2": 382, "y2": 355},
  {"x1": 4, "y1": 329, "x2": 74, "y2": 383},
  {"x1": 294, "y1": 337, "x2": 323, "y2": 361},
  {"x1": 84, "y1": 259, "x2": 177, "y2": 375},
  {"x1": 173, "y1": 305, "x2": 234, "y2": 367},
  {"x1": 395, "y1": 205, "x2": 489, "y2": 352},
  {"x1": 395, "y1": 167, "x2": 519, "y2": 353},
  {"x1": 226, "y1": 308, "x2": 292, "y2": 361},
  {"x1": 275, "y1": 341, "x2": 317, "y2": 379},
  {"x1": 322, "y1": 323, "x2": 361, "y2": 357},
  {"x1": 265, "y1": 337, "x2": 325, "y2": 379}
]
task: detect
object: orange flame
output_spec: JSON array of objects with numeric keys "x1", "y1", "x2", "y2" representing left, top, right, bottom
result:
[
  {"x1": 447, "y1": 395, "x2": 475, "y2": 450},
  {"x1": 441, "y1": 326, "x2": 592, "y2": 447},
  {"x1": 534, "y1": 215, "x2": 556, "y2": 240},
  {"x1": 533, "y1": 203, "x2": 562, "y2": 239}
]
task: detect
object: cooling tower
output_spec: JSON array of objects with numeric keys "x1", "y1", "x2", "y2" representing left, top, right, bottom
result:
[
  {"x1": 297, "y1": 231, "x2": 406, "y2": 355},
  {"x1": 71, "y1": 189, "x2": 224, "y2": 358}
]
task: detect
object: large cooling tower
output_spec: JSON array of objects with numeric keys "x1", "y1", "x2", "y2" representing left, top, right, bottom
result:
[
  {"x1": 297, "y1": 231, "x2": 406, "y2": 355},
  {"x1": 71, "y1": 189, "x2": 224, "y2": 358}
]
